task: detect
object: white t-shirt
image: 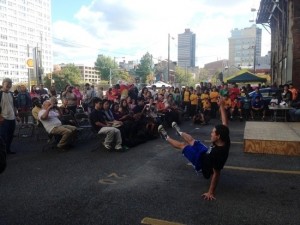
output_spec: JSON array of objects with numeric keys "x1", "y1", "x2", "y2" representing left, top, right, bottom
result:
[
  {"x1": 1, "y1": 92, "x2": 15, "y2": 120},
  {"x1": 38, "y1": 109, "x2": 62, "y2": 133}
]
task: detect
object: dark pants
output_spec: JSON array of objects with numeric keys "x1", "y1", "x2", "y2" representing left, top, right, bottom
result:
[{"x1": 0, "y1": 119, "x2": 16, "y2": 153}]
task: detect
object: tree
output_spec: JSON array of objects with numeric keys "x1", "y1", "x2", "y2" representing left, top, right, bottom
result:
[
  {"x1": 174, "y1": 66, "x2": 193, "y2": 86},
  {"x1": 146, "y1": 74, "x2": 155, "y2": 84},
  {"x1": 44, "y1": 64, "x2": 82, "y2": 92},
  {"x1": 94, "y1": 55, "x2": 117, "y2": 81},
  {"x1": 198, "y1": 68, "x2": 211, "y2": 82},
  {"x1": 135, "y1": 52, "x2": 153, "y2": 83}
]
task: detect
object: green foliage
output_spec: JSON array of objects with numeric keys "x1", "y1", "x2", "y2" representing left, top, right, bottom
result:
[
  {"x1": 94, "y1": 55, "x2": 117, "y2": 80},
  {"x1": 44, "y1": 64, "x2": 83, "y2": 92},
  {"x1": 135, "y1": 52, "x2": 152, "y2": 83},
  {"x1": 174, "y1": 67, "x2": 193, "y2": 86}
]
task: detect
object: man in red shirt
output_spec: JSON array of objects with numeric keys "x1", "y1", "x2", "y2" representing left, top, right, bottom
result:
[{"x1": 229, "y1": 83, "x2": 240, "y2": 101}]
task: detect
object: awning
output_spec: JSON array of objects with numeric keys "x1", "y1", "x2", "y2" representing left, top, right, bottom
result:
[
  {"x1": 227, "y1": 71, "x2": 267, "y2": 83},
  {"x1": 256, "y1": 0, "x2": 279, "y2": 24}
]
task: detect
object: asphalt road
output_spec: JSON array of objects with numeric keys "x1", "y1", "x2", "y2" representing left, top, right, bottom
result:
[{"x1": 0, "y1": 120, "x2": 299, "y2": 225}]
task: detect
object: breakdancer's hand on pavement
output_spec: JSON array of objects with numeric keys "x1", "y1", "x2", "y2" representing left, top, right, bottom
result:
[{"x1": 202, "y1": 192, "x2": 216, "y2": 201}]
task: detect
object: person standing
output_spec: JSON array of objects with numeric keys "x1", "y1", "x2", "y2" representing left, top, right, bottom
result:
[
  {"x1": 0, "y1": 78, "x2": 19, "y2": 154},
  {"x1": 17, "y1": 84, "x2": 32, "y2": 126},
  {"x1": 62, "y1": 85, "x2": 77, "y2": 114}
]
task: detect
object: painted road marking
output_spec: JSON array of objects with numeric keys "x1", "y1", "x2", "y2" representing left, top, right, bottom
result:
[
  {"x1": 187, "y1": 163, "x2": 300, "y2": 175},
  {"x1": 98, "y1": 172, "x2": 126, "y2": 184},
  {"x1": 225, "y1": 166, "x2": 300, "y2": 175},
  {"x1": 141, "y1": 217, "x2": 186, "y2": 225}
]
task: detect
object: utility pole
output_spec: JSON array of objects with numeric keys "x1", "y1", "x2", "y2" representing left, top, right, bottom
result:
[
  {"x1": 27, "y1": 44, "x2": 30, "y2": 90},
  {"x1": 253, "y1": 45, "x2": 256, "y2": 74}
]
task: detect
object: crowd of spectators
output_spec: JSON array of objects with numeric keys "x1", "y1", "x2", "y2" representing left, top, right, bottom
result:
[{"x1": 1, "y1": 79, "x2": 300, "y2": 154}]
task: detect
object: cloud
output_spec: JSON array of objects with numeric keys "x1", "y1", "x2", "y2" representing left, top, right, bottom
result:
[{"x1": 52, "y1": 0, "x2": 270, "y2": 67}]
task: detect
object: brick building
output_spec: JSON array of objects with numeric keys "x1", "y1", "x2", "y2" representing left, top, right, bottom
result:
[{"x1": 257, "y1": 0, "x2": 300, "y2": 88}]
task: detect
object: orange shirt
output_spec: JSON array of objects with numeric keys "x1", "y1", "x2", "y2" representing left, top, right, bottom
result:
[
  {"x1": 202, "y1": 100, "x2": 211, "y2": 110},
  {"x1": 209, "y1": 91, "x2": 219, "y2": 103},
  {"x1": 190, "y1": 93, "x2": 198, "y2": 105},
  {"x1": 183, "y1": 91, "x2": 190, "y2": 102},
  {"x1": 200, "y1": 93, "x2": 209, "y2": 104}
]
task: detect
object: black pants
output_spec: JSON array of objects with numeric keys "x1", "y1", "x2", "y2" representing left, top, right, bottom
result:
[{"x1": 0, "y1": 119, "x2": 16, "y2": 153}]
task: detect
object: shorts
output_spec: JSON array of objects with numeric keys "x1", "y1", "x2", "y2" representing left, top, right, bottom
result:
[{"x1": 182, "y1": 140, "x2": 208, "y2": 171}]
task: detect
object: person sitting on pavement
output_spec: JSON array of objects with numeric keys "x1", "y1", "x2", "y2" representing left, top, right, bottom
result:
[
  {"x1": 158, "y1": 97, "x2": 230, "y2": 201},
  {"x1": 193, "y1": 97, "x2": 211, "y2": 125},
  {"x1": 38, "y1": 100, "x2": 77, "y2": 151},
  {"x1": 251, "y1": 96, "x2": 265, "y2": 120},
  {"x1": 89, "y1": 97, "x2": 125, "y2": 151}
]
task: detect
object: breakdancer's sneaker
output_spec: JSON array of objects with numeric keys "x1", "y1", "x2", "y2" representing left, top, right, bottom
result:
[
  {"x1": 158, "y1": 125, "x2": 168, "y2": 140},
  {"x1": 171, "y1": 122, "x2": 181, "y2": 136}
]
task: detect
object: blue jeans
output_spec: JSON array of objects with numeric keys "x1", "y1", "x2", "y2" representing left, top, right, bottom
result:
[{"x1": 0, "y1": 119, "x2": 16, "y2": 152}]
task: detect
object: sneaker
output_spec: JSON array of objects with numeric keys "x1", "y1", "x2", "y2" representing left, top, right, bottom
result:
[
  {"x1": 115, "y1": 145, "x2": 129, "y2": 152},
  {"x1": 102, "y1": 142, "x2": 112, "y2": 151},
  {"x1": 158, "y1": 125, "x2": 168, "y2": 140},
  {"x1": 171, "y1": 122, "x2": 181, "y2": 136}
]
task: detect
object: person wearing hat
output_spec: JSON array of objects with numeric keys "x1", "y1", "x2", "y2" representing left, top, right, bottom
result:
[{"x1": 0, "y1": 78, "x2": 19, "y2": 154}]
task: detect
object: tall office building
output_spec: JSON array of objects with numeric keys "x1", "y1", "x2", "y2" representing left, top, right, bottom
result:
[
  {"x1": 0, "y1": 0, "x2": 52, "y2": 84},
  {"x1": 228, "y1": 25, "x2": 262, "y2": 69},
  {"x1": 178, "y1": 28, "x2": 196, "y2": 68}
]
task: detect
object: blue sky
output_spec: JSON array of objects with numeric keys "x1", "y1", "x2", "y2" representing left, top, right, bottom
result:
[
  {"x1": 52, "y1": 0, "x2": 90, "y2": 22},
  {"x1": 51, "y1": 0, "x2": 270, "y2": 67}
]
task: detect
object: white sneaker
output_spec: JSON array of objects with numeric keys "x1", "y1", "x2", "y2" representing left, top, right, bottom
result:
[
  {"x1": 171, "y1": 122, "x2": 181, "y2": 136},
  {"x1": 102, "y1": 142, "x2": 112, "y2": 151},
  {"x1": 158, "y1": 125, "x2": 168, "y2": 140}
]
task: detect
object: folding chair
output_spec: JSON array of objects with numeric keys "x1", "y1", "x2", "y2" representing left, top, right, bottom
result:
[
  {"x1": 74, "y1": 112, "x2": 95, "y2": 140},
  {"x1": 35, "y1": 122, "x2": 61, "y2": 151}
]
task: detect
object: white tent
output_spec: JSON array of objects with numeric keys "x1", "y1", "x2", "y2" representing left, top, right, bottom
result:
[{"x1": 147, "y1": 81, "x2": 172, "y2": 88}]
